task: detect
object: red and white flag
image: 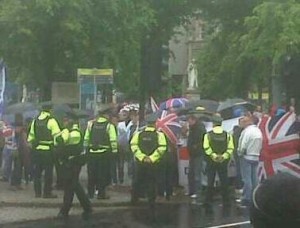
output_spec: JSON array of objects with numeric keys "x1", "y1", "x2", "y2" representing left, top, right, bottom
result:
[{"x1": 258, "y1": 112, "x2": 300, "y2": 180}]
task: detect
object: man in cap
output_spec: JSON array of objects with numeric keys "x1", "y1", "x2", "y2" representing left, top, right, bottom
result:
[
  {"x1": 130, "y1": 113, "x2": 167, "y2": 206},
  {"x1": 57, "y1": 112, "x2": 92, "y2": 220},
  {"x1": 27, "y1": 103, "x2": 61, "y2": 198},
  {"x1": 84, "y1": 104, "x2": 117, "y2": 199},
  {"x1": 203, "y1": 115, "x2": 234, "y2": 210}
]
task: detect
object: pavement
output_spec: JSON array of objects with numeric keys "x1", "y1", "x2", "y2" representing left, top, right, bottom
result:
[
  {"x1": 0, "y1": 165, "x2": 251, "y2": 227},
  {"x1": 0, "y1": 165, "x2": 191, "y2": 225}
]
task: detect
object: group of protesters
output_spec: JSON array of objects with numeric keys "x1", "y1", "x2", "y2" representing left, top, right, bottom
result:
[{"x1": 0, "y1": 100, "x2": 299, "y2": 226}]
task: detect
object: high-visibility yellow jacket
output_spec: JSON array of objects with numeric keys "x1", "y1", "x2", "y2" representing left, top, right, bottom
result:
[
  {"x1": 130, "y1": 126, "x2": 167, "y2": 163},
  {"x1": 84, "y1": 117, "x2": 117, "y2": 153},
  {"x1": 203, "y1": 126, "x2": 234, "y2": 161},
  {"x1": 27, "y1": 111, "x2": 61, "y2": 151}
]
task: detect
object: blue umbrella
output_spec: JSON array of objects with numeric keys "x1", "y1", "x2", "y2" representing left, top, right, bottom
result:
[{"x1": 159, "y1": 98, "x2": 189, "y2": 111}]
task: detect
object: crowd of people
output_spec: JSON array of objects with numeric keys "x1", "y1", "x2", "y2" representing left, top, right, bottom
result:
[{"x1": 0, "y1": 100, "x2": 299, "y2": 227}]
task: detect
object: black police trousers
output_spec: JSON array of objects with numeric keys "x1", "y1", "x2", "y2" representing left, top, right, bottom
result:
[
  {"x1": 33, "y1": 150, "x2": 54, "y2": 196},
  {"x1": 132, "y1": 162, "x2": 157, "y2": 204},
  {"x1": 60, "y1": 163, "x2": 91, "y2": 215},
  {"x1": 205, "y1": 159, "x2": 230, "y2": 206},
  {"x1": 87, "y1": 152, "x2": 111, "y2": 197}
]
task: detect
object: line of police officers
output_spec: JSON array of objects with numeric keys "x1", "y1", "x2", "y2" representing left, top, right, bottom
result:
[{"x1": 27, "y1": 104, "x2": 235, "y2": 220}]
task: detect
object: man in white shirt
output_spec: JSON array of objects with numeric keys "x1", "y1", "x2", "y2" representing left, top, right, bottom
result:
[{"x1": 237, "y1": 115, "x2": 263, "y2": 207}]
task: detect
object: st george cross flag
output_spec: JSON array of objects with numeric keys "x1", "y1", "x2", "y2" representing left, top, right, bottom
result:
[{"x1": 258, "y1": 112, "x2": 300, "y2": 181}]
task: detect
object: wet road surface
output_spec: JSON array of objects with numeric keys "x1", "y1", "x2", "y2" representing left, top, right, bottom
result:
[{"x1": 2, "y1": 202, "x2": 251, "y2": 228}]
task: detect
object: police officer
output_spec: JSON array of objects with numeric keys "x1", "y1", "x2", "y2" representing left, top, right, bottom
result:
[
  {"x1": 203, "y1": 115, "x2": 234, "y2": 209},
  {"x1": 57, "y1": 113, "x2": 92, "y2": 220},
  {"x1": 27, "y1": 104, "x2": 61, "y2": 198},
  {"x1": 84, "y1": 104, "x2": 117, "y2": 199},
  {"x1": 130, "y1": 113, "x2": 167, "y2": 206}
]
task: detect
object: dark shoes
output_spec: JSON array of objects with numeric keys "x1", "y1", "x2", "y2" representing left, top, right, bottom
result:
[
  {"x1": 43, "y1": 193, "x2": 58, "y2": 199},
  {"x1": 82, "y1": 209, "x2": 92, "y2": 220},
  {"x1": 0, "y1": 177, "x2": 9, "y2": 182},
  {"x1": 57, "y1": 211, "x2": 69, "y2": 220}
]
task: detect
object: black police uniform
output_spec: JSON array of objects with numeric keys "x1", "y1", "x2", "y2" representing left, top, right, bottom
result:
[
  {"x1": 58, "y1": 123, "x2": 92, "y2": 219},
  {"x1": 28, "y1": 111, "x2": 61, "y2": 198}
]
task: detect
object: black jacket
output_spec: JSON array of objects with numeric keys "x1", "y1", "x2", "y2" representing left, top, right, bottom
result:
[{"x1": 187, "y1": 121, "x2": 206, "y2": 157}]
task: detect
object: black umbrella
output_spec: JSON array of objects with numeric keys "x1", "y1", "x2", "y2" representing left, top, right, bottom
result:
[
  {"x1": 39, "y1": 101, "x2": 73, "y2": 121},
  {"x1": 4, "y1": 102, "x2": 38, "y2": 115},
  {"x1": 217, "y1": 98, "x2": 256, "y2": 119},
  {"x1": 189, "y1": 99, "x2": 219, "y2": 113}
]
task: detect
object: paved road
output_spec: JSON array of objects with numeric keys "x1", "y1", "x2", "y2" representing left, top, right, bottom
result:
[
  {"x1": 0, "y1": 164, "x2": 251, "y2": 227},
  {"x1": 2, "y1": 203, "x2": 251, "y2": 228}
]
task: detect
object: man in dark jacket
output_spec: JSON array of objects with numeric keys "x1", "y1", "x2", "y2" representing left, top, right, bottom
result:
[{"x1": 187, "y1": 114, "x2": 206, "y2": 199}]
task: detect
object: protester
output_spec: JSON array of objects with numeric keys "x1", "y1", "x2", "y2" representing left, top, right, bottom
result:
[
  {"x1": 117, "y1": 107, "x2": 132, "y2": 183},
  {"x1": 109, "y1": 112, "x2": 119, "y2": 185},
  {"x1": 186, "y1": 113, "x2": 206, "y2": 199},
  {"x1": 232, "y1": 118, "x2": 245, "y2": 193},
  {"x1": 1, "y1": 123, "x2": 16, "y2": 183},
  {"x1": 10, "y1": 113, "x2": 24, "y2": 190},
  {"x1": 156, "y1": 138, "x2": 175, "y2": 201},
  {"x1": 237, "y1": 115, "x2": 263, "y2": 207}
]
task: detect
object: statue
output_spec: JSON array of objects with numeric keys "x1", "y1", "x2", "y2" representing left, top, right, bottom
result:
[{"x1": 187, "y1": 59, "x2": 198, "y2": 90}]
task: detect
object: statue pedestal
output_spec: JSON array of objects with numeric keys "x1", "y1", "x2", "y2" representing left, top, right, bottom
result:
[{"x1": 185, "y1": 89, "x2": 200, "y2": 101}]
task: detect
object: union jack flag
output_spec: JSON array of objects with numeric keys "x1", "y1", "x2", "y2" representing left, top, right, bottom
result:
[
  {"x1": 155, "y1": 110, "x2": 181, "y2": 145},
  {"x1": 258, "y1": 112, "x2": 300, "y2": 181}
]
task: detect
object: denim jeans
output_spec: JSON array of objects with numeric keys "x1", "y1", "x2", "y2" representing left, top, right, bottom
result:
[
  {"x1": 188, "y1": 155, "x2": 202, "y2": 196},
  {"x1": 2, "y1": 147, "x2": 13, "y2": 180},
  {"x1": 240, "y1": 157, "x2": 259, "y2": 202}
]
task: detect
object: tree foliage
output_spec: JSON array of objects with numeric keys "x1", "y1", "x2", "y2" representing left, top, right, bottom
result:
[
  {"x1": 197, "y1": 0, "x2": 300, "y2": 101},
  {"x1": 0, "y1": 0, "x2": 203, "y2": 99}
]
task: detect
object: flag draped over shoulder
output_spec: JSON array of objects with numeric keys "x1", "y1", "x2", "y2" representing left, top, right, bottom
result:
[{"x1": 258, "y1": 112, "x2": 300, "y2": 180}]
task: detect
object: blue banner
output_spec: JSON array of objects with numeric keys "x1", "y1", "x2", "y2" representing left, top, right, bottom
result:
[{"x1": 0, "y1": 60, "x2": 6, "y2": 118}]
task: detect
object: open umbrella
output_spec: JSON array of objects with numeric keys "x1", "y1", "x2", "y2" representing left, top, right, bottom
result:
[
  {"x1": 3, "y1": 102, "x2": 39, "y2": 124},
  {"x1": 39, "y1": 101, "x2": 73, "y2": 122},
  {"x1": 189, "y1": 99, "x2": 219, "y2": 113},
  {"x1": 4, "y1": 102, "x2": 38, "y2": 115},
  {"x1": 159, "y1": 98, "x2": 189, "y2": 111},
  {"x1": 217, "y1": 98, "x2": 256, "y2": 119}
]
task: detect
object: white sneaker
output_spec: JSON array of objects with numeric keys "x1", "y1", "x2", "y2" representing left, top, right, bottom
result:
[
  {"x1": 190, "y1": 194, "x2": 198, "y2": 199},
  {"x1": 235, "y1": 198, "x2": 242, "y2": 203}
]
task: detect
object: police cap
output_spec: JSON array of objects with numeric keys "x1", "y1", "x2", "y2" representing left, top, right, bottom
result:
[
  {"x1": 145, "y1": 113, "x2": 157, "y2": 124},
  {"x1": 98, "y1": 104, "x2": 111, "y2": 115},
  {"x1": 211, "y1": 114, "x2": 223, "y2": 125}
]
